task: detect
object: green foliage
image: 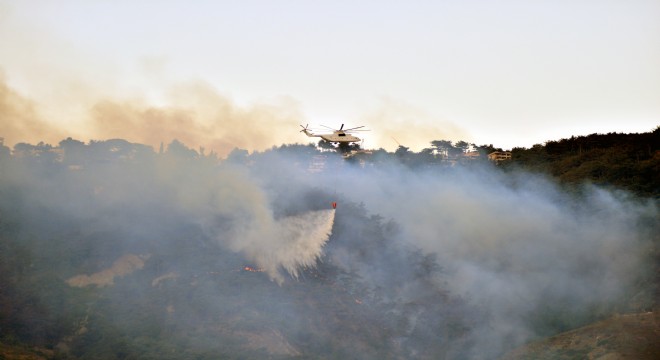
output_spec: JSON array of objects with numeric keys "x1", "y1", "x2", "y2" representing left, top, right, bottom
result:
[
  {"x1": 0, "y1": 217, "x2": 91, "y2": 350},
  {"x1": 506, "y1": 129, "x2": 659, "y2": 197}
]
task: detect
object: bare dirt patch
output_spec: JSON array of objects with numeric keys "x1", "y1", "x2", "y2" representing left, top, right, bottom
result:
[{"x1": 66, "y1": 254, "x2": 150, "y2": 287}]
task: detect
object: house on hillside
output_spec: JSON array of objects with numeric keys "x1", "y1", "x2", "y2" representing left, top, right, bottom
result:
[{"x1": 488, "y1": 151, "x2": 511, "y2": 163}]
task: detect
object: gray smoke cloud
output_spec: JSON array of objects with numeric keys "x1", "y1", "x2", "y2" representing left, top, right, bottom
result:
[
  {"x1": 0, "y1": 138, "x2": 655, "y2": 359},
  {"x1": 306, "y1": 162, "x2": 656, "y2": 356}
]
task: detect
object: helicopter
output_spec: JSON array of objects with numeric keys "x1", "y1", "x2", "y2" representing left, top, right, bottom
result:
[{"x1": 299, "y1": 124, "x2": 368, "y2": 151}]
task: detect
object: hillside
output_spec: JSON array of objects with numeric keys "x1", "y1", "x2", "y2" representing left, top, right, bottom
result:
[
  {"x1": 0, "y1": 135, "x2": 657, "y2": 359},
  {"x1": 0, "y1": 342, "x2": 52, "y2": 360},
  {"x1": 501, "y1": 312, "x2": 660, "y2": 360}
]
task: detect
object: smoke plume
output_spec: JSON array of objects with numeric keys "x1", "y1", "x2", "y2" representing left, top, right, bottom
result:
[
  {"x1": 360, "y1": 97, "x2": 468, "y2": 151},
  {"x1": 0, "y1": 76, "x2": 304, "y2": 157},
  {"x1": 0, "y1": 72, "x2": 66, "y2": 145},
  {"x1": 89, "y1": 81, "x2": 305, "y2": 156},
  {"x1": 312, "y1": 163, "x2": 656, "y2": 357}
]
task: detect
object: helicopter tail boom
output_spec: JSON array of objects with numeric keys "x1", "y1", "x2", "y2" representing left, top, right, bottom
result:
[{"x1": 300, "y1": 124, "x2": 320, "y2": 138}]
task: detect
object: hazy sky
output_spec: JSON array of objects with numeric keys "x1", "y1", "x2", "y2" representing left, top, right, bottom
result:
[{"x1": 1, "y1": 0, "x2": 659, "y2": 152}]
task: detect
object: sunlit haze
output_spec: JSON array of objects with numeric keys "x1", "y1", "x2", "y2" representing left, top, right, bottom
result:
[{"x1": 1, "y1": 0, "x2": 658, "y2": 154}]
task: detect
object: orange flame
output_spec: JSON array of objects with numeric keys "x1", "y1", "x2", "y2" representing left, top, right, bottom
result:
[{"x1": 243, "y1": 266, "x2": 264, "y2": 273}]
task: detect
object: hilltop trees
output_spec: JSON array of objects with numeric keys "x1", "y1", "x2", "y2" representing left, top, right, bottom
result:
[
  {"x1": 3, "y1": 129, "x2": 657, "y2": 197},
  {"x1": 506, "y1": 128, "x2": 659, "y2": 197}
]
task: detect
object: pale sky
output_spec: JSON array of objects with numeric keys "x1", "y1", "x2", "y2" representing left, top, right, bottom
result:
[{"x1": 1, "y1": 0, "x2": 659, "y2": 153}]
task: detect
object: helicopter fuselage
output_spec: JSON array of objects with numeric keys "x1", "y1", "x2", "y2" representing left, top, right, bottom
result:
[
  {"x1": 303, "y1": 129, "x2": 361, "y2": 143},
  {"x1": 318, "y1": 132, "x2": 361, "y2": 143}
]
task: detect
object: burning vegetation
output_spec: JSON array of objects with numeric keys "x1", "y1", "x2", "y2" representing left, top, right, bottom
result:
[{"x1": 241, "y1": 266, "x2": 264, "y2": 273}]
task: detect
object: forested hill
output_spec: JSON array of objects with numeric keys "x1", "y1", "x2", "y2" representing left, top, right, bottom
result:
[
  {"x1": 0, "y1": 130, "x2": 657, "y2": 359},
  {"x1": 503, "y1": 128, "x2": 659, "y2": 197}
]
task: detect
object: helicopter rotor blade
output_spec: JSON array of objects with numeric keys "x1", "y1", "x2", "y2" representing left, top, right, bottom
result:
[
  {"x1": 344, "y1": 126, "x2": 365, "y2": 131},
  {"x1": 314, "y1": 124, "x2": 367, "y2": 132}
]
